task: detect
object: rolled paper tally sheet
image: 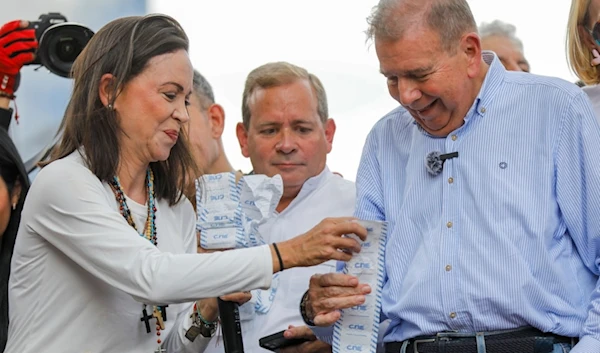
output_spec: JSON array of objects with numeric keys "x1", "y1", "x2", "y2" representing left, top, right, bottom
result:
[
  {"x1": 196, "y1": 172, "x2": 283, "y2": 249},
  {"x1": 332, "y1": 220, "x2": 388, "y2": 353},
  {"x1": 196, "y1": 172, "x2": 284, "y2": 314}
]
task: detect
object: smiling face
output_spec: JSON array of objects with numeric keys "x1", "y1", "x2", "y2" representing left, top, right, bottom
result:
[
  {"x1": 111, "y1": 49, "x2": 193, "y2": 164},
  {"x1": 237, "y1": 79, "x2": 335, "y2": 197},
  {"x1": 376, "y1": 26, "x2": 483, "y2": 137}
]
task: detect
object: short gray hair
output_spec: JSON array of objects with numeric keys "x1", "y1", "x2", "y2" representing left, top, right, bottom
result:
[
  {"x1": 366, "y1": 0, "x2": 477, "y2": 53},
  {"x1": 192, "y1": 70, "x2": 215, "y2": 109},
  {"x1": 479, "y1": 20, "x2": 524, "y2": 52}
]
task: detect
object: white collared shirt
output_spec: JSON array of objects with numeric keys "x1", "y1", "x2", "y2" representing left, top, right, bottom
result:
[{"x1": 204, "y1": 167, "x2": 356, "y2": 353}]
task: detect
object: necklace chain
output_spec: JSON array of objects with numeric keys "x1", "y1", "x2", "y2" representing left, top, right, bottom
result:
[
  {"x1": 109, "y1": 168, "x2": 162, "y2": 345},
  {"x1": 109, "y1": 168, "x2": 157, "y2": 246}
]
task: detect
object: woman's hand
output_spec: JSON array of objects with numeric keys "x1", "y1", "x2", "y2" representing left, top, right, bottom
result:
[
  {"x1": 196, "y1": 292, "x2": 252, "y2": 322},
  {"x1": 272, "y1": 217, "x2": 367, "y2": 271},
  {"x1": 592, "y1": 49, "x2": 600, "y2": 67}
]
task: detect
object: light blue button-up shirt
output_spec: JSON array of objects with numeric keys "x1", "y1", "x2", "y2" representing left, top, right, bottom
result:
[{"x1": 354, "y1": 52, "x2": 600, "y2": 352}]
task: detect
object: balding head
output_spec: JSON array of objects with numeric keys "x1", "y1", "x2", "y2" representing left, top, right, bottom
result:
[{"x1": 366, "y1": 0, "x2": 477, "y2": 53}]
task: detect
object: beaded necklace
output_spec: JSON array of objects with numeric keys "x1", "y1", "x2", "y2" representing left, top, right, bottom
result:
[
  {"x1": 109, "y1": 168, "x2": 157, "y2": 245},
  {"x1": 108, "y1": 168, "x2": 164, "y2": 349}
]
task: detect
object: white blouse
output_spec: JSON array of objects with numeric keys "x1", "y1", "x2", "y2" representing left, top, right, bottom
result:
[{"x1": 6, "y1": 151, "x2": 273, "y2": 353}]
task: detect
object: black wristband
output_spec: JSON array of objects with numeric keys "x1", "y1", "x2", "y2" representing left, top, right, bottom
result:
[
  {"x1": 272, "y1": 242, "x2": 284, "y2": 271},
  {"x1": 299, "y1": 290, "x2": 315, "y2": 326},
  {"x1": 0, "y1": 91, "x2": 16, "y2": 99}
]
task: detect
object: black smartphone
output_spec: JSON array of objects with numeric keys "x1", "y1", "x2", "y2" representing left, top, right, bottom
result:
[{"x1": 259, "y1": 330, "x2": 311, "y2": 352}]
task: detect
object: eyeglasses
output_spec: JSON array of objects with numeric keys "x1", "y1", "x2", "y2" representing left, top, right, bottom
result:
[{"x1": 586, "y1": 21, "x2": 600, "y2": 46}]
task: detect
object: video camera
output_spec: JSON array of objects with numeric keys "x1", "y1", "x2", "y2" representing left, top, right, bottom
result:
[{"x1": 25, "y1": 12, "x2": 94, "y2": 78}]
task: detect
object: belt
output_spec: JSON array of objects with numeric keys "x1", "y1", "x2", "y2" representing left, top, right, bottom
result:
[{"x1": 384, "y1": 327, "x2": 575, "y2": 353}]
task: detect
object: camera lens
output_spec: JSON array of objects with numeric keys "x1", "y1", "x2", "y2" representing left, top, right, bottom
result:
[
  {"x1": 55, "y1": 37, "x2": 82, "y2": 62},
  {"x1": 37, "y1": 23, "x2": 94, "y2": 78}
]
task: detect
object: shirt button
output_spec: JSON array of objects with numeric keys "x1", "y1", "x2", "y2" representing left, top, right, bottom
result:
[
  {"x1": 446, "y1": 221, "x2": 453, "y2": 228},
  {"x1": 445, "y1": 265, "x2": 452, "y2": 271},
  {"x1": 480, "y1": 107, "x2": 486, "y2": 113},
  {"x1": 449, "y1": 312, "x2": 457, "y2": 319},
  {"x1": 448, "y1": 177, "x2": 454, "y2": 184},
  {"x1": 451, "y1": 135, "x2": 457, "y2": 141}
]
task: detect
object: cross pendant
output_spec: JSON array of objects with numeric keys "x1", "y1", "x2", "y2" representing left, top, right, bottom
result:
[
  {"x1": 153, "y1": 306, "x2": 166, "y2": 330},
  {"x1": 154, "y1": 346, "x2": 167, "y2": 353},
  {"x1": 140, "y1": 305, "x2": 153, "y2": 333}
]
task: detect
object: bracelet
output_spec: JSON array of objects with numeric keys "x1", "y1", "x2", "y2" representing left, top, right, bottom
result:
[
  {"x1": 0, "y1": 91, "x2": 15, "y2": 100},
  {"x1": 272, "y1": 242, "x2": 285, "y2": 271},
  {"x1": 194, "y1": 302, "x2": 218, "y2": 325},
  {"x1": 299, "y1": 290, "x2": 315, "y2": 326},
  {"x1": 186, "y1": 302, "x2": 218, "y2": 341}
]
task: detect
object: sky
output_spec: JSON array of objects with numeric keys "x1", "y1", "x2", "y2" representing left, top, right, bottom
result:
[
  {"x1": 4, "y1": 0, "x2": 576, "y2": 181},
  {"x1": 148, "y1": 0, "x2": 577, "y2": 180}
]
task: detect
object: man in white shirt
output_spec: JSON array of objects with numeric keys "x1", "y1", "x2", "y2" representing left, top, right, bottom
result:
[{"x1": 203, "y1": 61, "x2": 355, "y2": 353}]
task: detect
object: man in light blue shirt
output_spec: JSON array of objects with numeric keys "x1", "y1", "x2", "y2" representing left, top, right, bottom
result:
[{"x1": 298, "y1": 0, "x2": 600, "y2": 352}]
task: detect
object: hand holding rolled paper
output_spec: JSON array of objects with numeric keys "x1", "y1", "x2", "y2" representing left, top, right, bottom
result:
[
  {"x1": 304, "y1": 273, "x2": 371, "y2": 327},
  {"x1": 274, "y1": 218, "x2": 367, "y2": 270}
]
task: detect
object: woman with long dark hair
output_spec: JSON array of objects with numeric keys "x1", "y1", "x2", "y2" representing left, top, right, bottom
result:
[{"x1": 0, "y1": 18, "x2": 34, "y2": 352}]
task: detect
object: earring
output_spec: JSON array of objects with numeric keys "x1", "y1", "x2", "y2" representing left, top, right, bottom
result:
[
  {"x1": 107, "y1": 103, "x2": 113, "y2": 110},
  {"x1": 12, "y1": 203, "x2": 16, "y2": 211}
]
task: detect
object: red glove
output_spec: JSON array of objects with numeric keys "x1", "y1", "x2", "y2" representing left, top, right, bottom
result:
[{"x1": 0, "y1": 20, "x2": 37, "y2": 97}]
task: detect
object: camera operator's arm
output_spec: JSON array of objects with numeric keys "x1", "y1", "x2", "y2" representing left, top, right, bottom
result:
[
  {"x1": 0, "y1": 20, "x2": 37, "y2": 128},
  {"x1": 0, "y1": 97, "x2": 9, "y2": 109}
]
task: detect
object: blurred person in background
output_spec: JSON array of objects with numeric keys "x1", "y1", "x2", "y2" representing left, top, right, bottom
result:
[
  {"x1": 479, "y1": 19, "x2": 530, "y2": 72},
  {"x1": 0, "y1": 128, "x2": 28, "y2": 353},
  {"x1": 567, "y1": 0, "x2": 600, "y2": 118},
  {"x1": 183, "y1": 69, "x2": 250, "y2": 338},
  {"x1": 0, "y1": 19, "x2": 35, "y2": 353},
  {"x1": 185, "y1": 70, "x2": 237, "y2": 187}
]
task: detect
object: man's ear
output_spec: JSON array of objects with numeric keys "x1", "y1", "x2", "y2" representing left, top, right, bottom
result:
[
  {"x1": 236, "y1": 122, "x2": 250, "y2": 158},
  {"x1": 207, "y1": 103, "x2": 226, "y2": 139},
  {"x1": 461, "y1": 32, "x2": 482, "y2": 79},
  {"x1": 98, "y1": 73, "x2": 117, "y2": 108},
  {"x1": 324, "y1": 118, "x2": 336, "y2": 153}
]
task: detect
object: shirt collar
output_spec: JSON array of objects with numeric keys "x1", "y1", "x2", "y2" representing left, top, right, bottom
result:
[
  {"x1": 468, "y1": 50, "x2": 506, "y2": 120},
  {"x1": 277, "y1": 166, "x2": 333, "y2": 215},
  {"x1": 300, "y1": 165, "x2": 331, "y2": 190}
]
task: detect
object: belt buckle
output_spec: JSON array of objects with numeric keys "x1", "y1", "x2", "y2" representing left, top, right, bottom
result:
[{"x1": 412, "y1": 338, "x2": 436, "y2": 353}]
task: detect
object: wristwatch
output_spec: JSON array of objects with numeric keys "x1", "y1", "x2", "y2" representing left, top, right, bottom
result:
[
  {"x1": 185, "y1": 310, "x2": 217, "y2": 342},
  {"x1": 299, "y1": 290, "x2": 316, "y2": 326}
]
